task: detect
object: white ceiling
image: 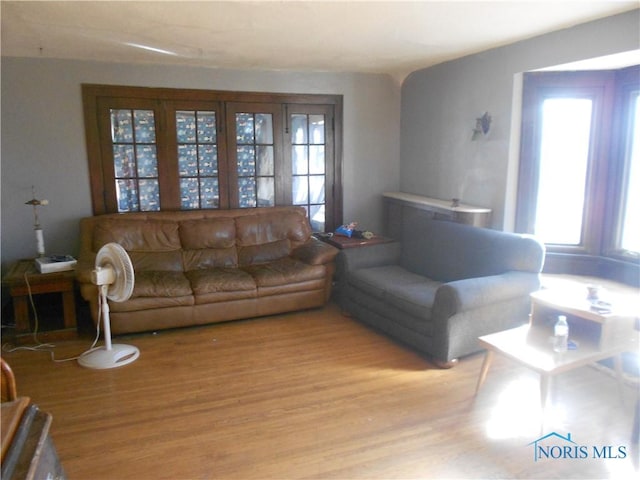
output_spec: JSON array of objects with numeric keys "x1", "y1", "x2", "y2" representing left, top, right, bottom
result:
[{"x1": 2, "y1": 1, "x2": 638, "y2": 82}]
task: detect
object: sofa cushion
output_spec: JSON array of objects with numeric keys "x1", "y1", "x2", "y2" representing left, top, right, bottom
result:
[
  {"x1": 238, "y1": 239, "x2": 291, "y2": 266},
  {"x1": 132, "y1": 271, "x2": 193, "y2": 298},
  {"x1": 347, "y1": 265, "x2": 440, "y2": 320},
  {"x1": 242, "y1": 257, "x2": 325, "y2": 287},
  {"x1": 185, "y1": 268, "x2": 256, "y2": 294},
  {"x1": 179, "y1": 218, "x2": 236, "y2": 249},
  {"x1": 129, "y1": 251, "x2": 184, "y2": 272},
  {"x1": 182, "y1": 248, "x2": 238, "y2": 270},
  {"x1": 236, "y1": 210, "x2": 310, "y2": 249},
  {"x1": 93, "y1": 219, "x2": 181, "y2": 252}
]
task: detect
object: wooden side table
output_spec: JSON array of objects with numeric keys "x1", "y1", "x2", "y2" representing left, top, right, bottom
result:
[{"x1": 2, "y1": 259, "x2": 77, "y2": 342}]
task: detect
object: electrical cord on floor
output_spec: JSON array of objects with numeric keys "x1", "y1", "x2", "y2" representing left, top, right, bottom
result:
[{"x1": 1, "y1": 272, "x2": 102, "y2": 363}]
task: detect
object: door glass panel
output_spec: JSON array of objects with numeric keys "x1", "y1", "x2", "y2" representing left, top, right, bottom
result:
[
  {"x1": 291, "y1": 114, "x2": 307, "y2": 143},
  {"x1": 309, "y1": 175, "x2": 325, "y2": 204},
  {"x1": 116, "y1": 179, "x2": 139, "y2": 212},
  {"x1": 309, "y1": 146, "x2": 325, "y2": 174},
  {"x1": 238, "y1": 177, "x2": 257, "y2": 208},
  {"x1": 534, "y1": 98, "x2": 592, "y2": 245},
  {"x1": 136, "y1": 145, "x2": 158, "y2": 177},
  {"x1": 257, "y1": 177, "x2": 275, "y2": 207},
  {"x1": 309, "y1": 115, "x2": 325, "y2": 144},
  {"x1": 235, "y1": 112, "x2": 275, "y2": 208},
  {"x1": 292, "y1": 176, "x2": 308, "y2": 205},
  {"x1": 256, "y1": 146, "x2": 274, "y2": 176},
  {"x1": 236, "y1": 113, "x2": 254, "y2": 143},
  {"x1": 290, "y1": 113, "x2": 327, "y2": 230},
  {"x1": 292, "y1": 146, "x2": 308, "y2": 175},
  {"x1": 200, "y1": 178, "x2": 219, "y2": 209},
  {"x1": 177, "y1": 110, "x2": 219, "y2": 209},
  {"x1": 110, "y1": 109, "x2": 159, "y2": 212},
  {"x1": 139, "y1": 179, "x2": 160, "y2": 211},
  {"x1": 180, "y1": 178, "x2": 199, "y2": 209}
]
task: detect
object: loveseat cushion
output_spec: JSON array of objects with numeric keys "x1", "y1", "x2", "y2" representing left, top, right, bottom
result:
[{"x1": 347, "y1": 265, "x2": 440, "y2": 320}]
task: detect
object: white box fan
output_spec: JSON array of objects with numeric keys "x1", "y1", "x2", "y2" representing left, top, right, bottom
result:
[{"x1": 78, "y1": 242, "x2": 140, "y2": 369}]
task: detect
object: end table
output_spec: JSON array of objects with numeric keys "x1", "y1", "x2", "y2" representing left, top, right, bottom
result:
[{"x1": 2, "y1": 259, "x2": 77, "y2": 343}]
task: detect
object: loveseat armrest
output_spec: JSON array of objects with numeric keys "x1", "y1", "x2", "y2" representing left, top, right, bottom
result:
[
  {"x1": 432, "y1": 270, "x2": 541, "y2": 319},
  {"x1": 291, "y1": 238, "x2": 340, "y2": 265}
]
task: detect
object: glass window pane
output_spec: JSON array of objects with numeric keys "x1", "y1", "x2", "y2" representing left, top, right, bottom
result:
[
  {"x1": 309, "y1": 175, "x2": 325, "y2": 204},
  {"x1": 292, "y1": 176, "x2": 308, "y2": 205},
  {"x1": 200, "y1": 178, "x2": 219, "y2": 209},
  {"x1": 113, "y1": 145, "x2": 136, "y2": 177},
  {"x1": 238, "y1": 177, "x2": 256, "y2": 208},
  {"x1": 176, "y1": 111, "x2": 197, "y2": 143},
  {"x1": 534, "y1": 98, "x2": 592, "y2": 245},
  {"x1": 257, "y1": 177, "x2": 275, "y2": 207},
  {"x1": 134, "y1": 110, "x2": 156, "y2": 143},
  {"x1": 236, "y1": 113, "x2": 254, "y2": 144},
  {"x1": 255, "y1": 114, "x2": 273, "y2": 144},
  {"x1": 116, "y1": 179, "x2": 138, "y2": 212},
  {"x1": 197, "y1": 112, "x2": 216, "y2": 143},
  {"x1": 293, "y1": 146, "x2": 308, "y2": 175},
  {"x1": 291, "y1": 114, "x2": 308, "y2": 144},
  {"x1": 111, "y1": 110, "x2": 133, "y2": 143},
  {"x1": 136, "y1": 145, "x2": 158, "y2": 177},
  {"x1": 620, "y1": 92, "x2": 640, "y2": 253},
  {"x1": 309, "y1": 146, "x2": 325, "y2": 174},
  {"x1": 256, "y1": 146, "x2": 274, "y2": 176},
  {"x1": 199, "y1": 146, "x2": 218, "y2": 176},
  {"x1": 178, "y1": 145, "x2": 198, "y2": 176},
  {"x1": 309, "y1": 204, "x2": 325, "y2": 232},
  {"x1": 309, "y1": 115, "x2": 325, "y2": 144},
  {"x1": 237, "y1": 146, "x2": 256, "y2": 176},
  {"x1": 180, "y1": 178, "x2": 199, "y2": 209},
  {"x1": 139, "y1": 179, "x2": 160, "y2": 211}
]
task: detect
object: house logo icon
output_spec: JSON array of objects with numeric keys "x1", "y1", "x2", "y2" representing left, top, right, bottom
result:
[{"x1": 527, "y1": 432, "x2": 580, "y2": 462}]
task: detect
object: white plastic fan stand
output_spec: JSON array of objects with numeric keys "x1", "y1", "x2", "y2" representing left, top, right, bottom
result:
[{"x1": 79, "y1": 285, "x2": 140, "y2": 369}]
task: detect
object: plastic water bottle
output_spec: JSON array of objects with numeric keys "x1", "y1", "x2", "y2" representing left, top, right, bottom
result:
[{"x1": 553, "y1": 315, "x2": 569, "y2": 353}]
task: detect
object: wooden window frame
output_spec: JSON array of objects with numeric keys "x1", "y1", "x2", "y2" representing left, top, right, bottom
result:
[
  {"x1": 82, "y1": 84, "x2": 343, "y2": 231},
  {"x1": 516, "y1": 67, "x2": 639, "y2": 282}
]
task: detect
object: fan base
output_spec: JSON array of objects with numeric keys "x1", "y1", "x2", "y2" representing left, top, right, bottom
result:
[{"x1": 78, "y1": 344, "x2": 140, "y2": 369}]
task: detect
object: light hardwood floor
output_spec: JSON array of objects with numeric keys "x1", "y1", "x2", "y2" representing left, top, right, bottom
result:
[{"x1": 2, "y1": 303, "x2": 638, "y2": 479}]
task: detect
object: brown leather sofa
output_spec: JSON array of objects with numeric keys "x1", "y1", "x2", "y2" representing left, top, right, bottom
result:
[{"x1": 77, "y1": 207, "x2": 339, "y2": 335}]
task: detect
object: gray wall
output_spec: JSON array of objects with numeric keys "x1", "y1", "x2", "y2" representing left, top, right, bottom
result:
[
  {"x1": 1, "y1": 59, "x2": 400, "y2": 273},
  {"x1": 400, "y1": 9, "x2": 639, "y2": 229}
]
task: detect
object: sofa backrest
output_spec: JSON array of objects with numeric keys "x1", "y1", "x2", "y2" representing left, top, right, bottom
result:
[
  {"x1": 78, "y1": 206, "x2": 312, "y2": 271},
  {"x1": 399, "y1": 217, "x2": 545, "y2": 282}
]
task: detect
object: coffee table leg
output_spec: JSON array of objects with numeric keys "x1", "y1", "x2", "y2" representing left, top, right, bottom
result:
[
  {"x1": 475, "y1": 350, "x2": 494, "y2": 394},
  {"x1": 540, "y1": 374, "x2": 551, "y2": 411},
  {"x1": 613, "y1": 354, "x2": 625, "y2": 402}
]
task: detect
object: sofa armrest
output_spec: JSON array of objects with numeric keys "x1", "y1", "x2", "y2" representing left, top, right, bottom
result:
[
  {"x1": 433, "y1": 270, "x2": 541, "y2": 319},
  {"x1": 291, "y1": 238, "x2": 339, "y2": 265},
  {"x1": 75, "y1": 256, "x2": 96, "y2": 286}
]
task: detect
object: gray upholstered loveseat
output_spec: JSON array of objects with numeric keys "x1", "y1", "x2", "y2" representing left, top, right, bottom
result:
[{"x1": 336, "y1": 216, "x2": 545, "y2": 367}]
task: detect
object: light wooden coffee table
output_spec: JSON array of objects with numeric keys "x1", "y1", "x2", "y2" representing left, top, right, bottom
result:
[{"x1": 475, "y1": 284, "x2": 639, "y2": 410}]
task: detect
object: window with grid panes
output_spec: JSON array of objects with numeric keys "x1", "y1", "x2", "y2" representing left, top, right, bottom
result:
[{"x1": 83, "y1": 85, "x2": 343, "y2": 232}]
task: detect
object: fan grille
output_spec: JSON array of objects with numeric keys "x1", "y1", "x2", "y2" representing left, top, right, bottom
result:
[{"x1": 94, "y1": 243, "x2": 135, "y2": 302}]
